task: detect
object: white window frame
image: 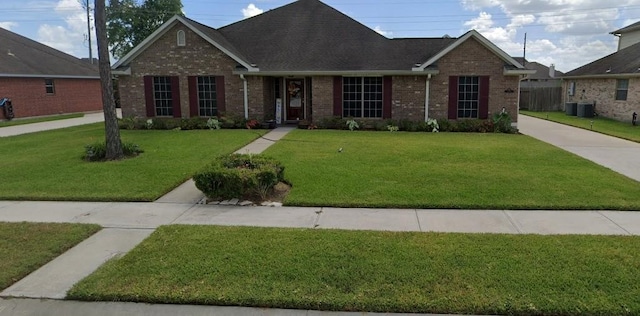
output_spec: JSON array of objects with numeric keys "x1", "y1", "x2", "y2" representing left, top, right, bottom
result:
[
  {"x1": 342, "y1": 76, "x2": 383, "y2": 118},
  {"x1": 177, "y1": 30, "x2": 186, "y2": 47}
]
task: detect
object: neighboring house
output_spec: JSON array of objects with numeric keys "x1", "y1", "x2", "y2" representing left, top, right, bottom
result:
[
  {"x1": 563, "y1": 21, "x2": 640, "y2": 122},
  {"x1": 513, "y1": 58, "x2": 564, "y2": 88},
  {"x1": 113, "y1": 0, "x2": 532, "y2": 127},
  {"x1": 513, "y1": 57, "x2": 564, "y2": 111},
  {"x1": 0, "y1": 27, "x2": 102, "y2": 120},
  {"x1": 611, "y1": 21, "x2": 640, "y2": 51}
]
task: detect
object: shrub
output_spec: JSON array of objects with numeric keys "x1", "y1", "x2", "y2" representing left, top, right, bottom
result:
[
  {"x1": 180, "y1": 117, "x2": 208, "y2": 130},
  {"x1": 492, "y1": 111, "x2": 517, "y2": 133},
  {"x1": 83, "y1": 142, "x2": 143, "y2": 162},
  {"x1": 317, "y1": 116, "x2": 345, "y2": 129},
  {"x1": 207, "y1": 117, "x2": 222, "y2": 130},
  {"x1": 346, "y1": 118, "x2": 359, "y2": 131},
  {"x1": 398, "y1": 119, "x2": 417, "y2": 132},
  {"x1": 193, "y1": 154, "x2": 285, "y2": 200}
]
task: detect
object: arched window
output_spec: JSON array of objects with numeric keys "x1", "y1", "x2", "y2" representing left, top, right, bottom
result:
[{"x1": 177, "y1": 30, "x2": 186, "y2": 47}]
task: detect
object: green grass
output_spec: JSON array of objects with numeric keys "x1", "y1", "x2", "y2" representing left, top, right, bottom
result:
[
  {"x1": 0, "y1": 113, "x2": 84, "y2": 127},
  {"x1": 265, "y1": 130, "x2": 640, "y2": 210},
  {"x1": 0, "y1": 222, "x2": 100, "y2": 290},
  {"x1": 68, "y1": 225, "x2": 640, "y2": 315},
  {"x1": 521, "y1": 111, "x2": 640, "y2": 143},
  {"x1": 0, "y1": 124, "x2": 265, "y2": 201}
]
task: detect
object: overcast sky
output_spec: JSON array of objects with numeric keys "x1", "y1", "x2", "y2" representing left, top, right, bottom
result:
[{"x1": 1, "y1": 0, "x2": 639, "y2": 72}]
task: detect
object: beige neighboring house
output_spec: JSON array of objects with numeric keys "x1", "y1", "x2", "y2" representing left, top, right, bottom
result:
[
  {"x1": 112, "y1": 0, "x2": 533, "y2": 127},
  {"x1": 562, "y1": 22, "x2": 640, "y2": 122}
]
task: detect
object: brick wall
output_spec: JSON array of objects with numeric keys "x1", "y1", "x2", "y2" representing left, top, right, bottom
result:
[
  {"x1": 0, "y1": 77, "x2": 102, "y2": 119},
  {"x1": 565, "y1": 78, "x2": 640, "y2": 122},
  {"x1": 430, "y1": 37, "x2": 520, "y2": 123},
  {"x1": 118, "y1": 22, "x2": 246, "y2": 119},
  {"x1": 392, "y1": 76, "x2": 426, "y2": 121},
  {"x1": 311, "y1": 76, "x2": 334, "y2": 121}
]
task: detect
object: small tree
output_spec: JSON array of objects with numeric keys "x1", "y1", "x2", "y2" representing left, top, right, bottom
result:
[{"x1": 95, "y1": 0, "x2": 123, "y2": 160}]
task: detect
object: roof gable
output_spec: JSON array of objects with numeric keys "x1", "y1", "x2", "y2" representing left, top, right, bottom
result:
[
  {"x1": 611, "y1": 21, "x2": 640, "y2": 35},
  {"x1": 564, "y1": 41, "x2": 640, "y2": 77},
  {"x1": 0, "y1": 27, "x2": 98, "y2": 78},
  {"x1": 113, "y1": 16, "x2": 256, "y2": 71},
  {"x1": 413, "y1": 30, "x2": 525, "y2": 71}
]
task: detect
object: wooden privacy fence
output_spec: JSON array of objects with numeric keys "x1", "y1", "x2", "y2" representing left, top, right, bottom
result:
[{"x1": 519, "y1": 87, "x2": 563, "y2": 112}]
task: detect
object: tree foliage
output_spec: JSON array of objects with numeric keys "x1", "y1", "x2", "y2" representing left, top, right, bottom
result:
[{"x1": 107, "y1": 0, "x2": 183, "y2": 59}]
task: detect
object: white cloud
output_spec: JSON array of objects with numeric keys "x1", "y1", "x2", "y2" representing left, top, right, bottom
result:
[
  {"x1": 0, "y1": 22, "x2": 17, "y2": 30},
  {"x1": 461, "y1": 0, "x2": 638, "y2": 72},
  {"x1": 37, "y1": 0, "x2": 95, "y2": 57},
  {"x1": 242, "y1": 4, "x2": 263, "y2": 19},
  {"x1": 374, "y1": 26, "x2": 393, "y2": 37}
]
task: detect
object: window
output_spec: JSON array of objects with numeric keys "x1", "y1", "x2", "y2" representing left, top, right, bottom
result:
[
  {"x1": 568, "y1": 81, "x2": 576, "y2": 96},
  {"x1": 457, "y1": 76, "x2": 479, "y2": 118},
  {"x1": 153, "y1": 76, "x2": 173, "y2": 116},
  {"x1": 44, "y1": 79, "x2": 55, "y2": 94},
  {"x1": 616, "y1": 79, "x2": 629, "y2": 101},
  {"x1": 177, "y1": 30, "x2": 186, "y2": 47},
  {"x1": 197, "y1": 76, "x2": 217, "y2": 116},
  {"x1": 342, "y1": 77, "x2": 383, "y2": 118}
]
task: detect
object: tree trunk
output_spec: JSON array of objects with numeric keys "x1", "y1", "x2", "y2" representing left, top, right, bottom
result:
[{"x1": 95, "y1": 0, "x2": 123, "y2": 160}]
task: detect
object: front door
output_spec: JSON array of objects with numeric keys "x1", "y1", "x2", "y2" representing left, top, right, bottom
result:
[{"x1": 286, "y1": 79, "x2": 304, "y2": 120}]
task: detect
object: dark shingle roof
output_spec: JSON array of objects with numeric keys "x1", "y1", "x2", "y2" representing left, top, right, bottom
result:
[
  {"x1": 611, "y1": 21, "x2": 640, "y2": 35},
  {"x1": 512, "y1": 57, "x2": 563, "y2": 79},
  {"x1": 0, "y1": 27, "x2": 99, "y2": 78},
  {"x1": 564, "y1": 42, "x2": 640, "y2": 77},
  {"x1": 181, "y1": 17, "x2": 253, "y2": 66},
  {"x1": 217, "y1": 0, "x2": 456, "y2": 71}
]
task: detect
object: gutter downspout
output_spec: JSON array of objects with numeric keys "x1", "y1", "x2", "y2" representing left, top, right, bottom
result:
[
  {"x1": 240, "y1": 74, "x2": 249, "y2": 119},
  {"x1": 424, "y1": 74, "x2": 431, "y2": 122}
]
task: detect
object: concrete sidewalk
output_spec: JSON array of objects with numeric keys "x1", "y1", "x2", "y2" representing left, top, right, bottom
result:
[
  {"x1": 1, "y1": 200, "x2": 639, "y2": 302},
  {"x1": 0, "y1": 109, "x2": 122, "y2": 137},
  {"x1": 518, "y1": 114, "x2": 640, "y2": 182}
]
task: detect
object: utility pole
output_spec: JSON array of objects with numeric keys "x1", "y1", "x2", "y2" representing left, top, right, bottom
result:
[
  {"x1": 87, "y1": 0, "x2": 93, "y2": 63},
  {"x1": 79, "y1": 0, "x2": 93, "y2": 64}
]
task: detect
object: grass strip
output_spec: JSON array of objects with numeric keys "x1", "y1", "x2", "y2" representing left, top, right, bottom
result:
[
  {"x1": 0, "y1": 222, "x2": 101, "y2": 290},
  {"x1": 0, "y1": 113, "x2": 84, "y2": 127},
  {"x1": 521, "y1": 111, "x2": 640, "y2": 143},
  {"x1": 265, "y1": 130, "x2": 640, "y2": 210},
  {"x1": 0, "y1": 124, "x2": 265, "y2": 201},
  {"x1": 68, "y1": 225, "x2": 640, "y2": 315}
]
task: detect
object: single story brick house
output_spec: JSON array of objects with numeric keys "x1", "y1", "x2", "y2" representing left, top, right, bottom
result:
[
  {"x1": 563, "y1": 22, "x2": 640, "y2": 122},
  {"x1": 0, "y1": 27, "x2": 102, "y2": 120},
  {"x1": 113, "y1": 0, "x2": 532, "y2": 127}
]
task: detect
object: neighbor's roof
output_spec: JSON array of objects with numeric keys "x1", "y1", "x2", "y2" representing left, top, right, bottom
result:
[
  {"x1": 0, "y1": 27, "x2": 99, "y2": 78},
  {"x1": 512, "y1": 57, "x2": 564, "y2": 80},
  {"x1": 611, "y1": 21, "x2": 640, "y2": 35},
  {"x1": 564, "y1": 42, "x2": 640, "y2": 78},
  {"x1": 114, "y1": 0, "x2": 529, "y2": 74}
]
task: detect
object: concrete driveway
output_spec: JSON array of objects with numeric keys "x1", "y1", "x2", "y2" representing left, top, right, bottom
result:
[
  {"x1": 0, "y1": 109, "x2": 121, "y2": 138},
  {"x1": 518, "y1": 114, "x2": 640, "y2": 182}
]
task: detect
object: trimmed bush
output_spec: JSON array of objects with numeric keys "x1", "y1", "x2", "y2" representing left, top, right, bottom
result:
[
  {"x1": 83, "y1": 142, "x2": 143, "y2": 162},
  {"x1": 194, "y1": 154, "x2": 285, "y2": 200}
]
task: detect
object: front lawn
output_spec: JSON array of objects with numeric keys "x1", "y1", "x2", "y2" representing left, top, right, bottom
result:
[
  {"x1": 0, "y1": 124, "x2": 265, "y2": 201},
  {"x1": 68, "y1": 225, "x2": 640, "y2": 315},
  {"x1": 0, "y1": 113, "x2": 84, "y2": 128},
  {"x1": 265, "y1": 130, "x2": 640, "y2": 210},
  {"x1": 521, "y1": 111, "x2": 640, "y2": 143},
  {"x1": 0, "y1": 222, "x2": 100, "y2": 290}
]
